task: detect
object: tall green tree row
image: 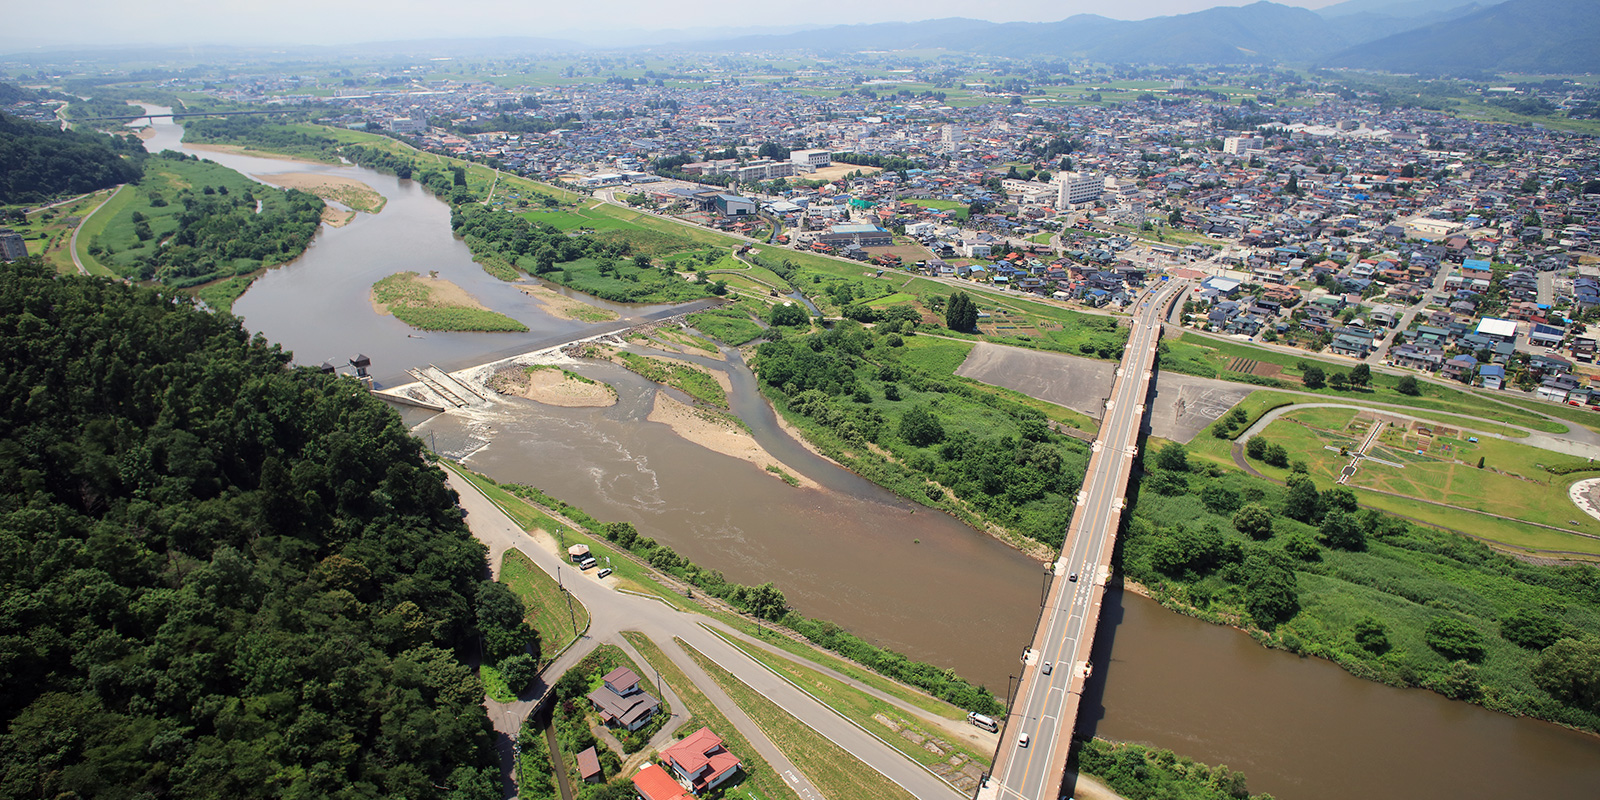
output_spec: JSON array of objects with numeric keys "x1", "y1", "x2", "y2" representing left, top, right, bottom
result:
[{"x1": 0, "y1": 258, "x2": 502, "y2": 798}]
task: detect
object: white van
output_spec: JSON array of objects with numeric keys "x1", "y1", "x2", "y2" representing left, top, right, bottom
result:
[{"x1": 967, "y1": 712, "x2": 998, "y2": 732}]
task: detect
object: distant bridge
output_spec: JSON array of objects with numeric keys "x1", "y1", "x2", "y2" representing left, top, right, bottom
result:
[{"x1": 69, "y1": 109, "x2": 296, "y2": 123}]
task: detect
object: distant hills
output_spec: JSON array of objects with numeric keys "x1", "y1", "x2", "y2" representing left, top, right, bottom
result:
[
  {"x1": 1322, "y1": 0, "x2": 1600, "y2": 74},
  {"x1": 670, "y1": 0, "x2": 1600, "y2": 75}
]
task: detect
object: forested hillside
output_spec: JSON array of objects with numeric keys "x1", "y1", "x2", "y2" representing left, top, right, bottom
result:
[
  {"x1": 0, "y1": 112, "x2": 144, "y2": 205},
  {"x1": 0, "y1": 258, "x2": 502, "y2": 798}
]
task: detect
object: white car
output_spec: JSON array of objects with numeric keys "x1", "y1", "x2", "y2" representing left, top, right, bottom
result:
[{"x1": 1018, "y1": 732, "x2": 1031, "y2": 748}]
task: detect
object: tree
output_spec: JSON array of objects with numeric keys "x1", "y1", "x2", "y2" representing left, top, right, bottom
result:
[
  {"x1": 1397, "y1": 375, "x2": 1421, "y2": 396},
  {"x1": 1321, "y1": 487, "x2": 1358, "y2": 515},
  {"x1": 1283, "y1": 477, "x2": 1322, "y2": 523},
  {"x1": 1353, "y1": 616, "x2": 1390, "y2": 654},
  {"x1": 1301, "y1": 365, "x2": 1325, "y2": 389},
  {"x1": 1243, "y1": 547, "x2": 1299, "y2": 627},
  {"x1": 1320, "y1": 509, "x2": 1366, "y2": 551},
  {"x1": 945, "y1": 291, "x2": 978, "y2": 332},
  {"x1": 1426, "y1": 616, "x2": 1486, "y2": 663},
  {"x1": 1349, "y1": 363, "x2": 1370, "y2": 387},
  {"x1": 1154, "y1": 442, "x2": 1190, "y2": 472},
  {"x1": 1200, "y1": 484, "x2": 1241, "y2": 513},
  {"x1": 1532, "y1": 636, "x2": 1600, "y2": 714},
  {"x1": 1328, "y1": 372, "x2": 1349, "y2": 390},
  {"x1": 1246, "y1": 436, "x2": 1268, "y2": 460},
  {"x1": 1263, "y1": 442, "x2": 1290, "y2": 468},
  {"x1": 768, "y1": 302, "x2": 809, "y2": 327},
  {"x1": 899, "y1": 405, "x2": 945, "y2": 447},
  {"x1": 1500, "y1": 608, "x2": 1565, "y2": 650},
  {"x1": 498, "y1": 653, "x2": 539, "y2": 694},
  {"x1": 1232, "y1": 503, "x2": 1275, "y2": 540},
  {"x1": 1282, "y1": 531, "x2": 1322, "y2": 562}
]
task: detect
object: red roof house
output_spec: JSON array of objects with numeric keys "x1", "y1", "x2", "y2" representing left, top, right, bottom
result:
[
  {"x1": 632, "y1": 764, "x2": 693, "y2": 800},
  {"x1": 662, "y1": 727, "x2": 742, "y2": 793}
]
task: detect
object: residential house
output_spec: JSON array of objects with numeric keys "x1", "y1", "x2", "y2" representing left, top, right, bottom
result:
[
  {"x1": 587, "y1": 667, "x2": 660, "y2": 732},
  {"x1": 1539, "y1": 375, "x2": 1582, "y2": 404},
  {"x1": 1529, "y1": 323, "x2": 1566, "y2": 349},
  {"x1": 577, "y1": 747, "x2": 603, "y2": 784},
  {"x1": 1442, "y1": 354, "x2": 1479, "y2": 382},
  {"x1": 632, "y1": 765, "x2": 693, "y2": 800},
  {"x1": 661, "y1": 727, "x2": 742, "y2": 794},
  {"x1": 1479, "y1": 363, "x2": 1506, "y2": 390}
]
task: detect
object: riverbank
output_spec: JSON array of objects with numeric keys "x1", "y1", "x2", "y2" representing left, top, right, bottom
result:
[
  {"x1": 648, "y1": 392, "x2": 819, "y2": 490},
  {"x1": 516, "y1": 282, "x2": 618, "y2": 323},
  {"x1": 185, "y1": 141, "x2": 334, "y2": 163},
  {"x1": 490, "y1": 364, "x2": 617, "y2": 408}
]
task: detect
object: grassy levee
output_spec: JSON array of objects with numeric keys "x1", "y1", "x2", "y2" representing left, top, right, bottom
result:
[
  {"x1": 621, "y1": 632, "x2": 802, "y2": 800},
  {"x1": 707, "y1": 626, "x2": 991, "y2": 771},
  {"x1": 1128, "y1": 451, "x2": 1600, "y2": 734},
  {"x1": 500, "y1": 549, "x2": 589, "y2": 665},
  {"x1": 1478, "y1": 391, "x2": 1600, "y2": 435},
  {"x1": 72, "y1": 184, "x2": 134, "y2": 278},
  {"x1": 679, "y1": 639, "x2": 921, "y2": 800},
  {"x1": 1161, "y1": 332, "x2": 1568, "y2": 433},
  {"x1": 688, "y1": 299, "x2": 770, "y2": 346}
]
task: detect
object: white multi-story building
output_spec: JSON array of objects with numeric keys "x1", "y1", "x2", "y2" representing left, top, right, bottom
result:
[
  {"x1": 1056, "y1": 171, "x2": 1103, "y2": 206},
  {"x1": 389, "y1": 117, "x2": 427, "y2": 134},
  {"x1": 790, "y1": 149, "x2": 832, "y2": 170},
  {"x1": 1224, "y1": 136, "x2": 1265, "y2": 155},
  {"x1": 940, "y1": 124, "x2": 964, "y2": 152}
]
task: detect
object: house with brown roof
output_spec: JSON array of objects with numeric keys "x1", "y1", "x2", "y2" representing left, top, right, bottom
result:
[
  {"x1": 661, "y1": 727, "x2": 742, "y2": 794},
  {"x1": 587, "y1": 667, "x2": 660, "y2": 731}
]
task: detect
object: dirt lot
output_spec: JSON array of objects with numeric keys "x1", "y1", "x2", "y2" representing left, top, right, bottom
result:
[{"x1": 955, "y1": 342, "x2": 1253, "y2": 442}]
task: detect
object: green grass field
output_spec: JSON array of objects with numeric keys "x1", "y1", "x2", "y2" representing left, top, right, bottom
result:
[
  {"x1": 712, "y1": 629, "x2": 990, "y2": 772},
  {"x1": 1244, "y1": 408, "x2": 1600, "y2": 551},
  {"x1": 615, "y1": 351, "x2": 729, "y2": 408}
]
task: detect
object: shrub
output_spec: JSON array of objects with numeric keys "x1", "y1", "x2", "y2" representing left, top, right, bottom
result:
[{"x1": 1426, "y1": 616, "x2": 1485, "y2": 663}]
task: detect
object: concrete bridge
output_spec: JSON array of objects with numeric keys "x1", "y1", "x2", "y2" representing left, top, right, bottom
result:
[{"x1": 978, "y1": 279, "x2": 1187, "y2": 800}]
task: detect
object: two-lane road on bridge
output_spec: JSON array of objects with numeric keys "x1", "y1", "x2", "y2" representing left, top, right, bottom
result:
[{"x1": 982, "y1": 279, "x2": 1185, "y2": 800}]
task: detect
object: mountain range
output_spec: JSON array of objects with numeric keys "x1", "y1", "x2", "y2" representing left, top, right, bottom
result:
[{"x1": 671, "y1": 0, "x2": 1597, "y2": 74}]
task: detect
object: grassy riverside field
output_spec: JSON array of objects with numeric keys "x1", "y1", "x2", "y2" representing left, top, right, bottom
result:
[
  {"x1": 1237, "y1": 407, "x2": 1600, "y2": 553},
  {"x1": 680, "y1": 639, "x2": 921, "y2": 800},
  {"x1": 621, "y1": 633, "x2": 803, "y2": 800},
  {"x1": 612, "y1": 350, "x2": 729, "y2": 408},
  {"x1": 75, "y1": 153, "x2": 323, "y2": 310},
  {"x1": 1127, "y1": 441, "x2": 1600, "y2": 734},
  {"x1": 369, "y1": 271, "x2": 528, "y2": 332},
  {"x1": 753, "y1": 326, "x2": 1093, "y2": 554}
]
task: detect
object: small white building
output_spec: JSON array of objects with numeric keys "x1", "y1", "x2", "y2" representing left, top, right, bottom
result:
[{"x1": 790, "y1": 149, "x2": 832, "y2": 170}]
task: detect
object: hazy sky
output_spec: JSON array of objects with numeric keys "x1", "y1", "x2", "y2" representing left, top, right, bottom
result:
[{"x1": 5, "y1": 0, "x2": 1342, "y2": 48}]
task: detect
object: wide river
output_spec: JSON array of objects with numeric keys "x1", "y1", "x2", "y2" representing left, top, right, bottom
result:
[{"x1": 135, "y1": 109, "x2": 1600, "y2": 800}]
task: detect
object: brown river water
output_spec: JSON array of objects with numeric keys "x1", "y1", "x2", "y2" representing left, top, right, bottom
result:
[{"x1": 133, "y1": 108, "x2": 1600, "y2": 800}]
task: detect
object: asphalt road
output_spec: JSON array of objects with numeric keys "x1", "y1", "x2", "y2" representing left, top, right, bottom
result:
[
  {"x1": 987, "y1": 280, "x2": 1181, "y2": 800},
  {"x1": 446, "y1": 468, "x2": 967, "y2": 800}
]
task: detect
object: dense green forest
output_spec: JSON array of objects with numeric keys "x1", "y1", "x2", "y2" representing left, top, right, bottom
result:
[
  {"x1": 753, "y1": 324, "x2": 1090, "y2": 548},
  {"x1": 1125, "y1": 442, "x2": 1600, "y2": 733},
  {"x1": 88, "y1": 152, "x2": 324, "y2": 309},
  {"x1": 183, "y1": 117, "x2": 345, "y2": 162},
  {"x1": 0, "y1": 112, "x2": 144, "y2": 205},
  {"x1": 450, "y1": 203, "x2": 711, "y2": 303},
  {"x1": 0, "y1": 258, "x2": 503, "y2": 798}
]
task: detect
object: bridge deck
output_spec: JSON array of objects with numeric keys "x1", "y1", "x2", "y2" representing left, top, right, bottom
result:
[{"x1": 980, "y1": 281, "x2": 1184, "y2": 800}]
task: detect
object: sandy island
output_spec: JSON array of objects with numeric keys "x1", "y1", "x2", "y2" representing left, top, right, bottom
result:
[
  {"x1": 255, "y1": 172, "x2": 386, "y2": 217},
  {"x1": 186, "y1": 142, "x2": 316, "y2": 163},
  {"x1": 371, "y1": 271, "x2": 485, "y2": 316},
  {"x1": 491, "y1": 365, "x2": 617, "y2": 407},
  {"x1": 648, "y1": 392, "x2": 818, "y2": 489},
  {"x1": 517, "y1": 282, "x2": 619, "y2": 323}
]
